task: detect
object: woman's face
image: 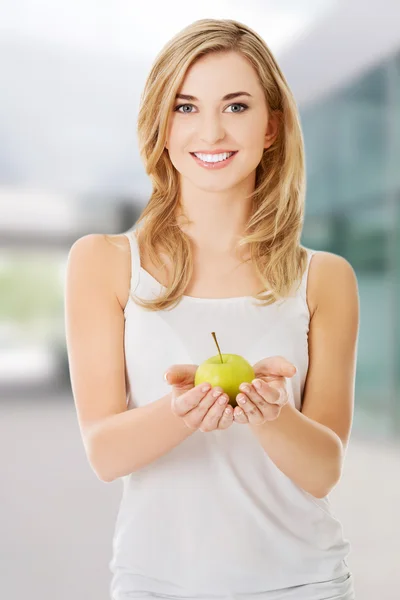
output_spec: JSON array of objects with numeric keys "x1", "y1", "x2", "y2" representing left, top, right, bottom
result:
[{"x1": 165, "y1": 50, "x2": 279, "y2": 193}]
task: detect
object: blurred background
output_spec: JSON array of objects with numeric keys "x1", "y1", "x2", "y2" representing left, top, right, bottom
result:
[{"x1": 1, "y1": 0, "x2": 399, "y2": 598}]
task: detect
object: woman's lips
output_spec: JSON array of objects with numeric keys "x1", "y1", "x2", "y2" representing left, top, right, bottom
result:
[{"x1": 190, "y1": 151, "x2": 238, "y2": 170}]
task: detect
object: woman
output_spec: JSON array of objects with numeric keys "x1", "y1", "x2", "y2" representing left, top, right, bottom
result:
[{"x1": 65, "y1": 18, "x2": 359, "y2": 600}]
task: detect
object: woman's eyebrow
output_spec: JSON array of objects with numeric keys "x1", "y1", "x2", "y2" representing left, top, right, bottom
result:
[{"x1": 175, "y1": 91, "x2": 252, "y2": 102}]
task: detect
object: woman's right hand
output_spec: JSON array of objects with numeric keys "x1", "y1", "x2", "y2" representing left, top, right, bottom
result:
[{"x1": 164, "y1": 364, "x2": 234, "y2": 432}]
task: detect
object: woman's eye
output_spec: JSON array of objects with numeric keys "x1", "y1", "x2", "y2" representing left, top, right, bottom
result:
[
  {"x1": 174, "y1": 102, "x2": 248, "y2": 114},
  {"x1": 225, "y1": 103, "x2": 248, "y2": 113},
  {"x1": 174, "y1": 104, "x2": 195, "y2": 113}
]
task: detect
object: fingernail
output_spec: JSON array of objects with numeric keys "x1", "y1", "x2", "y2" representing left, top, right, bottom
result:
[
  {"x1": 164, "y1": 372, "x2": 170, "y2": 383},
  {"x1": 253, "y1": 379, "x2": 261, "y2": 390}
]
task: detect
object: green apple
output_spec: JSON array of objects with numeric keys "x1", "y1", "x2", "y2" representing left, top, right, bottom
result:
[{"x1": 194, "y1": 332, "x2": 255, "y2": 408}]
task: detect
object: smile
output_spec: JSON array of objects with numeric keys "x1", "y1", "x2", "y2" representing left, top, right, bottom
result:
[{"x1": 190, "y1": 151, "x2": 238, "y2": 170}]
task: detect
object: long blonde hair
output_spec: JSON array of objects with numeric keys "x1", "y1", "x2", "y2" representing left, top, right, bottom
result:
[{"x1": 126, "y1": 18, "x2": 308, "y2": 311}]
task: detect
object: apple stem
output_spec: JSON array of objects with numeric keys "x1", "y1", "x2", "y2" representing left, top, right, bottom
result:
[{"x1": 211, "y1": 332, "x2": 224, "y2": 364}]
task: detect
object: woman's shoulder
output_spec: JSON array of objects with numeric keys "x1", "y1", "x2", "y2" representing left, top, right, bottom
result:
[
  {"x1": 307, "y1": 249, "x2": 356, "y2": 279},
  {"x1": 67, "y1": 233, "x2": 132, "y2": 312},
  {"x1": 68, "y1": 233, "x2": 130, "y2": 268},
  {"x1": 306, "y1": 250, "x2": 358, "y2": 315}
]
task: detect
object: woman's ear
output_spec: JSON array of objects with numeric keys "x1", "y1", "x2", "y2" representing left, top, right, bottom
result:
[{"x1": 264, "y1": 111, "x2": 280, "y2": 149}]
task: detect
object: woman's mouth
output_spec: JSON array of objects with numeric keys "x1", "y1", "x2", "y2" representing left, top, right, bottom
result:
[{"x1": 190, "y1": 151, "x2": 238, "y2": 170}]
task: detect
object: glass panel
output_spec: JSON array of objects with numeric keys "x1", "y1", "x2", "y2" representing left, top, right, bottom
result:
[{"x1": 301, "y1": 56, "x2": 400, "y2": 440}]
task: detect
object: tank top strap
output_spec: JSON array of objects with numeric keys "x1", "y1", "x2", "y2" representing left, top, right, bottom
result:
[
  {"x1": 122, "y1": 228, "x2": 141, "y2": 294},
  {"x1": 299, "y1": 247, "x2": 317, "y2": 313}
]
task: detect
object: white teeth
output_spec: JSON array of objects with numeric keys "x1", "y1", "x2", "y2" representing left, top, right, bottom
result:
[{"x1": 193, "y1": 151, "x2": 235, "y2": 163}]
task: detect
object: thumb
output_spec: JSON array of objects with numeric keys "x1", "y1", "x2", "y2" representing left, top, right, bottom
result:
[
  {"x1": 253, "y1": 355, "x2": 297, "y2": 379},
  {"x1": 164, "y1": 364, "x2": 198, "y2": 387}
]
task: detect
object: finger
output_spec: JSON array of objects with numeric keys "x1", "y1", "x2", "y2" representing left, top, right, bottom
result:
[
  {"x1": 164, "y1": 364, "x2": 198, "y2": 386},
  {"x1": 186, "y1": 387, "x2": 225, "y2": 429},
  {"x1": 173, "y1": 382, "x2": 212, "y2": 417},
  {"x1": 199, "y1": 391, "x2": 229, "y2": 432},
  {"x1": 252, "y1": 356, "x2": 297, "y2": 379},
  {"x1": 233, "y1": 406, "x2": 249, "y2": 424},
  {"x1": 239, "y1": 384, "x2": 282, "y2": 422},
  {"x1": 266, "y1": 379, "x2": 289, "y2": 407},
  {"x1": 250, "y1": 379, "x2": 285, "y2": 406},
  {"x1": 236, "y1": 393, "x2": 264, "y2": 424},
  {"x1": 218, "y1": 404, "x2": 234, "y2": 429}
]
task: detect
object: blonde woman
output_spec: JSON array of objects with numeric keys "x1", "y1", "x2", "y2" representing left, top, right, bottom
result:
[{"x1": 65, "y1": 18, "x2": 359, "y2": 600}]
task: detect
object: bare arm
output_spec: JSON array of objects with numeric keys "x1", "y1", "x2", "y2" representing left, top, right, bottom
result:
[
  {"x1": 249, "y1": 252, "x2": 359, "y2": 498},
  {"x1": 88, "y1": 394, "x2": 194, "y2": 481},
  {"x1": 64, "y1": 234, "x2": 195, "y2": 483}
]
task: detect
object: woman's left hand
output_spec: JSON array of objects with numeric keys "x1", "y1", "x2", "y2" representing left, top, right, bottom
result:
[{"x1": 233, "y1": 356, "x2": 297, "y2": 425}]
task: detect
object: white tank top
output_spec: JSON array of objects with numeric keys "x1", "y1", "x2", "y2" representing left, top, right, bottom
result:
[{"x1": 108, "y1": 224, "x2": 355, "y2": 600}]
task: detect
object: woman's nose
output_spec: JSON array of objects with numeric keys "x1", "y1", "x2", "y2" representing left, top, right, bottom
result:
[{"x1": 198, "y1": 115, "x2": 225, "y2": 145}]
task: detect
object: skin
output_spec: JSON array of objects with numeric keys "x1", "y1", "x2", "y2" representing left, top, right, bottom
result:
[
  {"x1": 65, "y1": 49, "x2": 359, "y2": 492},
  {"x1": 165, "y1": 50, "x2": 280, "y2": 255},
  {"x1": 163, "y1": 49, "x2": 282, "y2": 427},
  {"x1": 163, "y1": 51, "x2": 359, "y2": 495}
]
